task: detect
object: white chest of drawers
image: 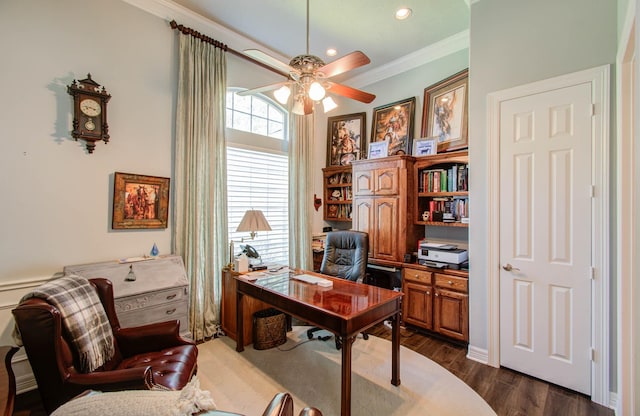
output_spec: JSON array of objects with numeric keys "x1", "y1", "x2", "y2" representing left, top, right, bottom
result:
[{"x1": 63, "y1": 255, "x2": 191, "y2": 339}]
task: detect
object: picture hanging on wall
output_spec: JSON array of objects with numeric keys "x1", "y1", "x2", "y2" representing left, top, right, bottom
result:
[
  {"x1": 326, "y1": 112, "x2": 366, "y2": 166},
  {"x1": 421, "y1": 69, "x2": 469, "y2": 153},
  {"x1": 112, "y1": 172, "x2": 170, "y2": 229},
  {"x1": 370, "y1": 97, "x2": 416, "y2": 156}
]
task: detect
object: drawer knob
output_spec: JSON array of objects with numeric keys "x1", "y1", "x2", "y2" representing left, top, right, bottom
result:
[
  {"x1": 435, "y1": 293, "x2": 439, "y2": 297},
  {"x1": 426, "y1": 291, "x2": 430, "y2": 295},
  {"x1": 166, "y1": 308, "x2": 176, "y2": 315},
  {"x1": 414, "y1": 274, "x2": 419, "y2": 278},
  {"x1": 166, "y1": 294, "x2": 177, "y2": 300},
  {"x1": 448, "y1": 280, "x2": 453, "y2": 285}
]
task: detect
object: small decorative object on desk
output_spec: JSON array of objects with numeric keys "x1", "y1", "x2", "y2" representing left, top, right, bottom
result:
[
  {"x1": 125, "y1": 264, "x2": 136, "y2": 281},
  {"x1": 150, "y1": 243, "x2": 159, "y2": 257}
]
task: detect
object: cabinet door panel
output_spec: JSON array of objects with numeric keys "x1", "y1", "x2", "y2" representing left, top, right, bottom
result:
[
  {"x1": 403, "y1": 282, "x2": 432, "y2": 329},
  {"x1": 434, "y1": 288, "x2": 469, "y2": 341},
  {"x1": 375, "y1": 167, "x2": 399, "y2": 195},
  {"x1": 353, "y1": 198, "x2": 374, "y2": 258},
  {"x1": 353, "y1": 169, "x2": 375, "y2": 196},
  {"x1": 374, "y1": 197, "x2": 398, "y2": 261}
]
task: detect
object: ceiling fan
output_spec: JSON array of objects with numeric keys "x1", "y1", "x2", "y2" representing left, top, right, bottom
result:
[{"x1": 238, "y1": 0, "x2": 376, "y2": 115}]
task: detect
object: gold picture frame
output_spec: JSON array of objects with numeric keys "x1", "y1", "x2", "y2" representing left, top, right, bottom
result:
[
  {"x1": 421, "y1": 69, "x2": 469, "y2": 153},
  {"x1": 112, "y1": 172, "x2": 170, "y2": 229}
]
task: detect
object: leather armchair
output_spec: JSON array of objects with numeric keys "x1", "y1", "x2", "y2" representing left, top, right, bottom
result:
[
  {"x1": 12, "y1": 278, "x2": 198, "y2": 414},
  {"x1": 320, "y1": 230, "x2": 369, "y2": 282}
]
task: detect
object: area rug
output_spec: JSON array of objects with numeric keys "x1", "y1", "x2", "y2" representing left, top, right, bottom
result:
[{"x1": 196, "y1": 326, "x2": 496, "y2": 416}]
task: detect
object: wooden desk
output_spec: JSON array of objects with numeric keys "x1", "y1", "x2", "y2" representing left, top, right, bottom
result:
[{"x1": 234, "y1": 270, "x2": 403, "y2": 416}]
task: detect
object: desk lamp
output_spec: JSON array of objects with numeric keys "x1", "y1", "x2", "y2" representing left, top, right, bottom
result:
[{"x1": 228, "y1": 209, "x2": 272, "y2": 270}]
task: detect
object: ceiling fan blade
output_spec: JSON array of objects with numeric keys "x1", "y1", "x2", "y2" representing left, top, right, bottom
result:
[
  {"x1": 244, "y1": 49, "x2": 295, "y2": 76},
  {"x1": 318, "y1": 51, "x2": 371, "y2": 78},
  {"x1": 303, "y1": 96, "x2": 314, "y2": 115},
  {"x1": 237, "y1": 81, "x2": 289, "y2": 96},
  {"x1": 327, "y1": 82, "x2": 376, "y2": 104}
]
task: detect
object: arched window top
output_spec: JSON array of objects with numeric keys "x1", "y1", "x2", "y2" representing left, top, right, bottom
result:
[{"x1": 226, "y1": 88, "x2": 288, "y2": 140}]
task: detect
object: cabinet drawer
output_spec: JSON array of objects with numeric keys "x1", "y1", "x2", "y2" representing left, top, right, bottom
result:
[
  {"x1": 434, "y1": 273, "x2": 468, "y2": 292},
  {"x1": 117, "y1": 300, "x2": 188, "y2": 328},
  {"x1": 114, "y1": 286, "x2": 187, "y2": 314},
  {"x1": 403, "y1": 268, "x2": 432, "y2": 284}
]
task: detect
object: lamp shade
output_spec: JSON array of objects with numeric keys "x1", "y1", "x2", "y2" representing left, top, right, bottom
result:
[{"x1": 236, "y1": 209, "x2": 272, "y2": 239}]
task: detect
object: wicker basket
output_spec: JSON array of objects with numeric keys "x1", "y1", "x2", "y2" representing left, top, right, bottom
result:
[{"x1": 253, "y1": 308, "x2": 286, "y2": 350}]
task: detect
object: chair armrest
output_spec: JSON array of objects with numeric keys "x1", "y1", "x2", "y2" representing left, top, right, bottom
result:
[
  {"x1": 261, "y1": 392, "x2": 294, "y2": 416},
  {"x1": 298, "y1": 408, "x2": 323, "y2": 416},
  {"x1": 115, "y1": 320, "x2": 194, "y2": 357},
  {"x1": 67, "y1": 365, "x2": 154, "y2": 391}
]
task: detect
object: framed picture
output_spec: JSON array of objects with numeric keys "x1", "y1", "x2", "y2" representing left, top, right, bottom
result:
[
  {"x1": 421, "y1": 69, "x2": 469, "y2": 153},
  {"x1": 370, "y1": 97, "x2": 416, "y2": 157},
  {"x1": 112, "y1": 172, "x2": 170, "y2": 229},
  {"x1": 413, "y1": 138, "x2": 437, "y2": 156},
  {"x1": 368, "y1": 141, "x2": 389, "y2": 159},
  {"x1": 326, "y1": 112, "x2": 366, "y2": 166}
]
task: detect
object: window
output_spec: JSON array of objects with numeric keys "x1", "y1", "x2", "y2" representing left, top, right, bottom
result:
[
  {"x1": 226, "y1": 90, "x2": 289, "y2": 265},
  {"x1": 227, "y1": 147, "x2": 289, "y2": 265},
  {"x1": 226, "y1": 88, "x2": 286, "y2": 140}
]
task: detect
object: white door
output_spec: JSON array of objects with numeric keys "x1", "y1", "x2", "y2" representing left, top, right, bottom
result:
[{"x1": 499, "y1": 82, "x2": 593, "y2": 394}]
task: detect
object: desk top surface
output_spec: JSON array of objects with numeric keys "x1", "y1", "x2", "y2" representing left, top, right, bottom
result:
[{"x1": 234, "y1": 269, "x2": 402, "y2": 319}]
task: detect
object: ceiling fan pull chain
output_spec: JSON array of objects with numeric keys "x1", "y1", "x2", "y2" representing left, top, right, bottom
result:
[{"x1": 306, "y1": 0, "x2": 310, "y2": 55}]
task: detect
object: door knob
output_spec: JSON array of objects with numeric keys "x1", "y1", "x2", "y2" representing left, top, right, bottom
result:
[{"x1": 502, "y1": 263, "x2": 520, "y2": 272}]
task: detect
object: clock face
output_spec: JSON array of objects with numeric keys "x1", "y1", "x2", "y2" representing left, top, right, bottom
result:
[{"x1": 80, "y1": 98, "x2": 101, "y2": 117}]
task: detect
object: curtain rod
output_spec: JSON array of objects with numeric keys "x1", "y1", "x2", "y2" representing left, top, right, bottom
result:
[{"x1": 169, "y1": 20, "x2": 288, "y2": 78}]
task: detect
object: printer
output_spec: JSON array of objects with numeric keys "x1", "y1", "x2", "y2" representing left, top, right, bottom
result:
[{"x1": 418, "y1": 242, "x2": 468, "y2": 266}]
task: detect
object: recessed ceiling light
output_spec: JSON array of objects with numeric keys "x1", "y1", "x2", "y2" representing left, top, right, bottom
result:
[
  {"x1": 395, "y1": 7, "x2": 412, "y2": 20},
  {"x1": 326, "y1": 48, "x2": 337, "y2": 57}
]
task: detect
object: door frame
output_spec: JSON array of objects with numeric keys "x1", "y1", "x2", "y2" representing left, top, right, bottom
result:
[
  {"x1": 616, "y1": 0, "x2": 637, "y2": 413},
  {"x1": 486, "y1": 65, "x2": 610, "y2": 405}
]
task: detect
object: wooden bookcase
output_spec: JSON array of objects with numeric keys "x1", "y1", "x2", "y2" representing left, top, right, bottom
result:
[
  {"x1": 413, "y1": 150, "x2": 468, "y2": 227},
  {"x1": 322, "y1": 165, "x2": 353, "y2": 222}
]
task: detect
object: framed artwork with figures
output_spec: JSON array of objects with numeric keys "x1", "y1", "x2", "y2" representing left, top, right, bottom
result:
[
  {"x1": 326, "y1": 112, "x2": 365, "y2": 166},
  {"x1": 112, "y1": 172, "x2": 170, "y2": 229},
  {"x1": 421, "y1": 69, "x2": 469, "y2": 153},
  {"x1": 370, "y1": 97, "x2": 416, "y2": 156}
]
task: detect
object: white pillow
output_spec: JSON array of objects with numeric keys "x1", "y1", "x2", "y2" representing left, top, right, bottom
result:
[{"x1": 51, "y1": 376, "x2": 216, "y2": 416}]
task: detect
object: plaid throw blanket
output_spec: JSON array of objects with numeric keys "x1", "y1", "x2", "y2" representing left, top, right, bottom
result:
[{"x1": 14, "y1": 275, "x2": 115, "y2": 373}]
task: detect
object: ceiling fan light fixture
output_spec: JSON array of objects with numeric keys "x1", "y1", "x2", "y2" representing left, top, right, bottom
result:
[
  {"x1": 292, "y1": 98, "x2": 305, "y2": 115},
  {"x1": 322, "y1": 96, "x2": 338, "y2": 113},
  {"x1": 326, "y1": 48, "x2": 337, "y2": 57},
  {"x1": 308, "y1": 81, "x2": 326, "y2": 101},
  {"x1": 273, "y1": 85, "x2": 291, "y2": 104},
  {"x1": 395, "y1": 7, "x2": 412, "y2": 20}
]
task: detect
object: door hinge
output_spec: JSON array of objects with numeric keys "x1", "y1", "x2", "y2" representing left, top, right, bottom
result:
[
  {"x1": 590, "y1": 266, "x2": 596, "y2": 280},
  {"x1": 590, "y1": 185, "x2": 596, "y2": 198},
  {"x1": 591, "y1": 103, "x2": 596, "y2": 116},
  {"x1": 591, "y1": 347, "x2": 596, "y2": 362}
]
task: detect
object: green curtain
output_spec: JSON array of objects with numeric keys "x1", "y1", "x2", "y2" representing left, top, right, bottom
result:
[
  {"x1": 173, "y1": 33, "x2": 228, "y2": 341},
  {"x1": 288, "y1": 114, "x2": 314, "y2": 270}
]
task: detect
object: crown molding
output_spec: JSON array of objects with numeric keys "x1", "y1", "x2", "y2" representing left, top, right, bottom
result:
[{"x1": 345, "y1": 29, "x2": 470, "y2": 88}]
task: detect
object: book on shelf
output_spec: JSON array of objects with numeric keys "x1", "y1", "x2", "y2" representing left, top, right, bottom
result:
[{"x1": 420, "y1": 164, "x2": 469, "y2": 193}]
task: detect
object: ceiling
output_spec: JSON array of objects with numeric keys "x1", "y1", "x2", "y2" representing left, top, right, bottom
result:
[{"x1": 171, "y1": 0, "x2": 470, "y2": 83}]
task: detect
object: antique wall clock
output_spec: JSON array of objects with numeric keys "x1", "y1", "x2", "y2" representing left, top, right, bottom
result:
[{"x1": 67, "y1": 74, "x2": 111, "y2": 153}]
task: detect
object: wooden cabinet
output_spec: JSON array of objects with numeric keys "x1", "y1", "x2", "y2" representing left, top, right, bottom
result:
[
  {"x1": 402, "y1": 265, "x2": 468, "y2": 342},
  {"x1": 351, "y1": 156, "x2": 420, "y2": 262},
  {"x1": 64, "y1": 255, "x2": 191, "y2": 339},
  {"x1": 221, "y1": 268, "x2": 270, "y2": 346},
  {"x1": 322, "y1": 165, "x2": 352, "y2": 222},
  {"x1": 414, "y1": 150, "x2": 468, "y2": 227}
]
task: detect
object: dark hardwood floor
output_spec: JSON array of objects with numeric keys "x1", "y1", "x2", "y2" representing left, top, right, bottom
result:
[
  {"x1": 13, "y1": 323, "x2": 614, "y2": 416},
  {"x1": 367, "y1": 323, "x2": 614, "y2": 416}
]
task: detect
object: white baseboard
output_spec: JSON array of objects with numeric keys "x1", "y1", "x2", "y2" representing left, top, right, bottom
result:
[
  {"x1": 608, "y1": 392, "x2": 618, "y2": 414},
  {"x1": 466, "y1": 344, "x2": 490, "y2": 364}
]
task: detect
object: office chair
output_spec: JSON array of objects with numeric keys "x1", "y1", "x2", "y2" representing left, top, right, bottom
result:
[{"x1": 307, "y1": 230, "x2": 369, "y2": 349}]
